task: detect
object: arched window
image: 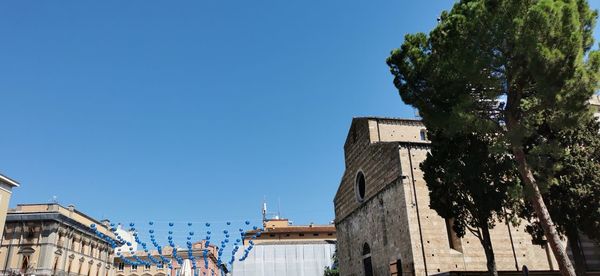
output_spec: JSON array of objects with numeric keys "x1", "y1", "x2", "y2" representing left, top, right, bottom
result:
[
  {"x1": 355, "y1": 171, "x2": 366, "y2": 202},
  {"x1": 362, "y1": 243, "x2": 373, "y2": 276}
]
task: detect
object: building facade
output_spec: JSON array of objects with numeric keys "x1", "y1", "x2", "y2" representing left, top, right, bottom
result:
[
  {"x1": 232, "y1": 218, "x2": 336, "y2": 276},
  {"x1": 333, "y1": 117, "x2": 600, "y2": 276},
  {"x1": 0, "y1": 174, "x2": 19, "y2": 240},
  {"x1": 0, "y1": 203, "x2": 116, "y2": 276},
  {"x1": 114, "y1": 242, "x2": 225, "y2": 276}
]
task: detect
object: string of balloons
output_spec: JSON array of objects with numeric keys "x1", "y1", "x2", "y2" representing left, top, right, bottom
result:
[{"x1": 90, "y1": 219, "x2": 263, "y2": 276}]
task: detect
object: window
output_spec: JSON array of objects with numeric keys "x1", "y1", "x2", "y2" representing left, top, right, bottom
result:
[
  {"x1": 355, "y1": 171, "x2": 366, "y2": 202},
  {"x1": 299, "y1": 233, "x2": 305, "y2": 237},
  {"x1": 445, "y1": 218, "x2": 463, "y2": 252},
  {"x1": 419, "y1": 129, "x2": 428, "y2": 141},
  {"x1": 313, "y1": 233, "x2": 319, "y2": 236},
  {"x1": 117, "y1": 263, "x2": 124, "y2": 271},
  {"x1": 362, "y1": 243, "x2": 373, "y2": 276},
  {"x1": 21, "y1": 255, "x2": 30, "y2": 273},
  {"x1": 389, "y1": 260, "x2": 403, "y2": 276},
  {"x1": 53, "y1": 257, "x2": 59, "y2": 274},
  {"x1": 131, "y1": 264, "x2": 138, "y2": 271},
  {"x1": 145, "y1": 264, "x2": 151, "y2": 270}
]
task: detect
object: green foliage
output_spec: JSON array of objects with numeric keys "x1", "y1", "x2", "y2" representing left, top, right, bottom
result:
[
  {"x1": 324, "y1": 250, "x2": 339, "y2": 276},
  {"x1": 387, "y1": 0, "x2": 600, "y2": 148},
  {"x1": 422, "y1": 131, "x2": 518, "y2": 238},
  {"x1": 323, "y1": 267, "x2": 339, "y2": 276},
  {"x1": 523, "y1": 117, "x2": 600, "y2": 242}
]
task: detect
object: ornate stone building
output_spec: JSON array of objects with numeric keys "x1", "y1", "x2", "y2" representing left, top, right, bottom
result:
[
  {"x1": 333, "y1": 117, "x2": 600, "y2": 276},
  {"x1": 0, "y1": 203, "x2": 116, "y2": 276}
]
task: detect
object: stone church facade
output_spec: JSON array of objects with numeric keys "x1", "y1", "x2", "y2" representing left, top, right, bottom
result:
[{"x1": 333, "y1": 117, "x2": 600, "y2": 276}]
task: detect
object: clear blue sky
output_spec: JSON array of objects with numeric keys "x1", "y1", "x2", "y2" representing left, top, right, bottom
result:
[{"x1": 1, "y1": 1, "x2": 600, "y2": 233}]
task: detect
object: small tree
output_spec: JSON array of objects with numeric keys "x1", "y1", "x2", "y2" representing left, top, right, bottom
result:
[
  {"x1": 422, "y1": 130, "x2": 518, "y2": 276},
  {"x1": 387, "y1": 1, "x2": 600, "y2": 275}
]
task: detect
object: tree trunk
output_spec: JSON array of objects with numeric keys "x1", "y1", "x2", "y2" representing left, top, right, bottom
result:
[
  {"x1": 479, "y1": 224, "x2": 498, "y2": 276},
  {"x1": 512, "y1": 147, "x2": 576, "y2": 276},
  {"x1": 566, "y1": 227, "x2": 587, "y2": 276}
]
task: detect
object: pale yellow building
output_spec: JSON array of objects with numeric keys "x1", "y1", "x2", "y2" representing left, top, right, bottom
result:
[
  {"x1": 0, "y1": 174, "x2": 19, "y2": 240},
  {"x1": 0, "y1": 203, "x2": 116, "y2": 276},
  {"x1": 333, "y1": 117, "x2": 600, "y2": 276}
]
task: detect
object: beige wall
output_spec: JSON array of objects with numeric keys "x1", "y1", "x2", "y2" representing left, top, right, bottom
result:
[
  {"x1": 0, "y1": 175, "x2": 18, "y2": 240},
  {"x1": 0, "y1": 188, "x2": 13, "y2": 241}
]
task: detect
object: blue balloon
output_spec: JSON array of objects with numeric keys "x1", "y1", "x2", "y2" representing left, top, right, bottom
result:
[
  {"x1": 129, "y1": 223, "x2": 135, "y2": 227},
  {"x1": 188, "y1": 222, "x2": 192, "y2": 226},
  {"x1": 169, "y1": 222, "x2": 174, "y2": 227},
  {"x1": 205, "y1": 223, "x2": 210, "y2": 227},
  {"x1": 149, "y1": 221, "x2": 154, "y2": 225},
  {"x1": 189, "y1": 231, "x2": 194, "y2": 235}
]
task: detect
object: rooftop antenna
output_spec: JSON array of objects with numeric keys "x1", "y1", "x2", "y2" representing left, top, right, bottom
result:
[
  {"x1": 277, "y1": 197, "x2": 281, "y2": 219},
  {"x1": 262, "y1": 197, "x2": 267, "y2": 223}
]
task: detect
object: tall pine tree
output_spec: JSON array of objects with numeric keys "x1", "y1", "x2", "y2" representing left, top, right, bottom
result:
[{"x1": 387, "y1": 1, "x2": 600, "y2": 275}]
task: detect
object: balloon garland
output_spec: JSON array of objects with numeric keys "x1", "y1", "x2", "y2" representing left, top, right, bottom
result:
[{"x1": 90, "y1": 220, "x2": 261, "y2": 275}]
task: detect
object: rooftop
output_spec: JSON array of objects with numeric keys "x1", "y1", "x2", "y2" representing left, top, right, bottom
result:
[
  {"x1": 8, "y1": 203, "x2": 114, "y2": 237},
  {"x1": 0, "y1": 173, "x2": 20, "y2": 187}
]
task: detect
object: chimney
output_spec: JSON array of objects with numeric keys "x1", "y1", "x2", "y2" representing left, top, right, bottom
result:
[{"x1": 67, "y1": 205, "x2": 75, "y2": 216}]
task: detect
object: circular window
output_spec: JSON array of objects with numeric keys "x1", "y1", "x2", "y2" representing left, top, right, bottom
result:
[{"x1": 355, "y1": 171, "x2": 366, "y2": 202}]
